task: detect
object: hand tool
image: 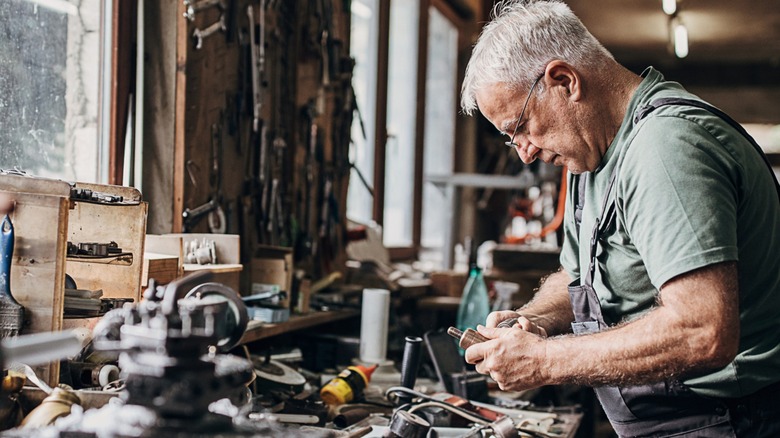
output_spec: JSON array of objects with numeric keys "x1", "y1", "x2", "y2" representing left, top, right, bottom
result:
[
  {"x1": 497, "y1": 317, "x2": 519, "y2": 328},
  {"x1": 192, "y1": 14, "x2": 226, "y2": 50},
  {"x1": 182, "y1": 198, "x2": 222, "y2": 231},
  {"x1": 0, "y1": 216, "x2": 24, "y2": 339},
  {"x1": 2, "y1": 331, "x2": 83, "y2": 368},
  {"x1": 183, "y1": 0, "x2": 226, "y2": 22},
  {"x1": 447, "y1": 327, "x2": 490, "y2": 350},
  {"x1": 247, "y1": 2, "x2": 266, "y2": 133}
]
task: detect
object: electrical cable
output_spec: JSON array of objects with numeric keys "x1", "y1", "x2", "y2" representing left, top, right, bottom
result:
[
  {"x1": 408, "y1": 401, "x2": 489, "y2": 425},
  {"x1": 384, "y1": 386, "x2": 493, "y2": 424},
  {"x1": 386, "y1": 386, "x2": 561, "y2": 438}
]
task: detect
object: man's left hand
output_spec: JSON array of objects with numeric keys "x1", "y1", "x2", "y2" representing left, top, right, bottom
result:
[{"x1": 464, "y1": 325, "x2": 549, "y2": 391}]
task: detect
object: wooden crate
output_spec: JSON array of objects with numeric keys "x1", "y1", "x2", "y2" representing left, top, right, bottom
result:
[
  {"x1": 145, "y1": 233, "x2": 243, "y2": 294},
  {"x1": 0, "y1": 174, "x2": 148, "y2": 386},
  {"x1": 142, "y1": 252, "x2": 181, "y2": 287}
]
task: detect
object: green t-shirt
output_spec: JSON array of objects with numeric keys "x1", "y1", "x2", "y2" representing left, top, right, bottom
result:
[{"x1": 560, "y1": 67, "x2": 780, "y2": 398}]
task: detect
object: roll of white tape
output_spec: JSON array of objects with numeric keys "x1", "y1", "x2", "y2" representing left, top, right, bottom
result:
[{"x1": 359, "y1": 288, "x2": 390, "y2": 364}]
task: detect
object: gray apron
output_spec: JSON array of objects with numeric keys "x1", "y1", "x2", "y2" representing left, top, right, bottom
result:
[{"x1": 564, "y1": 97, "x2": 780, "y2": 437}]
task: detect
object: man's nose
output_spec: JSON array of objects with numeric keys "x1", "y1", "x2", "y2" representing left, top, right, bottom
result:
[{"x1": 513, "y1": 137, "x2": 538, "y2": 164}]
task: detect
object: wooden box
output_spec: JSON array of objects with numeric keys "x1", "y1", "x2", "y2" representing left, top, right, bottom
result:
[
  {"x1": 250, "y1": 245, "x2": 293, "y2": 309},
  {"x1": 0, "y1": 174, "x2": 147, "y2": 386},
  {"x1": 145, "y1": 233, "x2": 243, "y2": 294}
]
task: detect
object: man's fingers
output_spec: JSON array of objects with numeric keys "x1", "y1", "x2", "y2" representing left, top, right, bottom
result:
[
  {"x1": 516, "y1": 316, "x2": 548, "y2": 337},
  {"x1": 464, "y1": 342, "x2": 485, "y2": 365},
  {"x1": 486, "y1": 310, "x2": 520, "y2": 328},
  {"x1": 476, "y1": 325, "x2": 501, "y2": 339}
]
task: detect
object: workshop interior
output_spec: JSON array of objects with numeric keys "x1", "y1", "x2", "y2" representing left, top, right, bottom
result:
[{"x1": 0, "y1": 0, "x2": 779, "y2": 437}]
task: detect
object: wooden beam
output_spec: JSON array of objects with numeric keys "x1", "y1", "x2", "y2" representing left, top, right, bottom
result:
[
  {"x1": 372, "y1": 0, "x2": 391, "y2": 225},
  {"x1": 108, "y1": 0, "x2": 137, "y2": 185},
  {"x1": 172, "y1": 0, "x2": 188, "y2": 233}
]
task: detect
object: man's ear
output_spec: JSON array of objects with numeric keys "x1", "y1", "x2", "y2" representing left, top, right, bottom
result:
[{"x1": 544, "y1": 61, "x2": 581, "y2": 101}]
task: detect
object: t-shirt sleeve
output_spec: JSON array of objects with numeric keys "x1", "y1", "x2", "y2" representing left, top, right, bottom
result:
[{"x1": 618, "y1": 115, "x2": 740, "y2": 289}]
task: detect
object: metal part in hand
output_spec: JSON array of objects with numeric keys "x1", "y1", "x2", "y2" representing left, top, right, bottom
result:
[{"x1": 497, "y1": 317, "x2": 519, "y2": 328}]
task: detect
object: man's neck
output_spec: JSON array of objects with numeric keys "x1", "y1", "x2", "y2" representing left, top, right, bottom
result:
[{"x1": 594, "y1": 63, "x2": 643, "y2": 154}]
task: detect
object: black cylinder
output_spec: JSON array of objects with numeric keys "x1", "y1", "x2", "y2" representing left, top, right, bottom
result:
[{"x1": 400, "y1": 336, "x2": 423, "y2": 390}]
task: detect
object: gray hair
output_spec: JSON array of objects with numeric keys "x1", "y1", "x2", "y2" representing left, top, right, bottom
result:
[{"x1": 461, "y1": 0, "x2": 614, "y2": 115}]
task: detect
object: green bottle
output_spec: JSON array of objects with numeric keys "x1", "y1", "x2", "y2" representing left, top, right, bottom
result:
[{"x1": 456, "y1": 239, "x2": 490, "y2": 338}]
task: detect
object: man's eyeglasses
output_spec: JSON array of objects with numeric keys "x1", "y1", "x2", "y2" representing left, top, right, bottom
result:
[{"x1": 505, "y1": 74, "x2": 544, "y2": 148}]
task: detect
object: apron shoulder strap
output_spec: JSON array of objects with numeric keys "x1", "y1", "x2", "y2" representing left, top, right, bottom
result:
[
  {"x1": 635, "y1": 97, "x2": 780, "y2": 201},
  {"x1": 574, "y1": 172, "x2": 587, "y2": 235}
]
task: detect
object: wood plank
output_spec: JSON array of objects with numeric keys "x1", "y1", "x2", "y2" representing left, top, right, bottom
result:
[
  {"x1": 239, "y1": 309, "x2": 359, "y2": 344},
  {"x1": 65, "y1": 201, "x2": 148, "y2": 302},
  {"x1": 1, "y1": 191, "x2": 69, "y2": 386},
  {"x1": 173, "y1": 0, "x2": 188, "y2": 233}
]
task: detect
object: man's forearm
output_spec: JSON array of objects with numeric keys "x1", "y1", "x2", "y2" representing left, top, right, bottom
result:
[
  {"x1": 541, "y1": 262, "x2": 739, "y2": 388},
  {"x1": 517, "y1": 268, "x2": 574, "y2": 336}
]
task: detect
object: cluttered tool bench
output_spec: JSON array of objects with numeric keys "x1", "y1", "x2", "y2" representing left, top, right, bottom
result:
[{"x1": 0, "y1": 168, "x2": 585, "y2": 437}]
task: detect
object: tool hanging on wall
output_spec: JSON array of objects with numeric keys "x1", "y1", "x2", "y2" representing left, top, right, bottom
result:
[
  {"x1": 192, "y1": 14, "x2": 227, "y2": 50},
  {"x1": 183, "y1": 0, "x2": 226, "y2": 22}
]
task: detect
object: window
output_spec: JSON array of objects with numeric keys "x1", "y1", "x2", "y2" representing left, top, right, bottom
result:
[
  {"x1": 383, "y1": 0, "x2": 420, "y2": 247},
  {"x1": 347, "y1": 0, "x2": 380, "y2": 226},
  {"x1": 421, "y1": 6, "x2": 458, "y2": 250},
  {"x1": 347, "y1": 0, "x2": 464, "y2": 261},
  {"x1": 0, "y1": 0, "x2": 109, "y2": 183}
]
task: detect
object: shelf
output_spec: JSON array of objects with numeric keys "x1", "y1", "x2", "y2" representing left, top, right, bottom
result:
[{"x1": 239, "y1": 308, "x2": 360, "y2": 344}]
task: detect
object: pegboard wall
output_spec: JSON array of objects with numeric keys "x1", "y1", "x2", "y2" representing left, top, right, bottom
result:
[{"x1": 174, "y1": 0, "x2": 354, "y2": 287}]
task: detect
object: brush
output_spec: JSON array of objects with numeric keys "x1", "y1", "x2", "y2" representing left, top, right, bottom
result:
[{"x1": 0, "y1": 215, "x2": 25, "y2": 339}]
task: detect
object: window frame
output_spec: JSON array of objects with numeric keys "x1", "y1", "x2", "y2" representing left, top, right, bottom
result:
[{"x1": 108, "y1": 0, "x2": 137, "y2": 185}]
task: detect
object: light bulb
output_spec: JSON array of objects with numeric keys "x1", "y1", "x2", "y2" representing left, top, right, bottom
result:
[
  {"x1": 674, "y1": 23, "x2": 689, "y2": 58},
  {"x1": 662, "y1": 0, "x2": 677, "y2": 15}
]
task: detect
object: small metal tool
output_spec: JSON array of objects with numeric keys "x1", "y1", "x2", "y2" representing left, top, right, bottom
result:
[
  {"x1": 447, "y1": 327, "x2": 490, "y2": 349},
  {"x1": 192, "y1": 14, "x2": 226, "y2": 50},
  {"x1": 183, "y1": 0, "x2": 226, "y2": 22}
]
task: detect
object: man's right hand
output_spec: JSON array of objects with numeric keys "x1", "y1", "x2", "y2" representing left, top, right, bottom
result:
[{"x1": 486, "y1": 311, "x2": 547, "y2": 337}]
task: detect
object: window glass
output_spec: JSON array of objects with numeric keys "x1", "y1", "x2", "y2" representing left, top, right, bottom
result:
[
  {"x1": 0, "y1": 0, "x2": 104, "y2": 182},
  {"x1": 382, "y1": 0, "x2": 419, "y2": 247},
  {"x1": 421, "y1": 7, "x2": 458, "y2": 251},
  {"x1": 347, "y1": 0, "x2": 380, "y2": 225}
]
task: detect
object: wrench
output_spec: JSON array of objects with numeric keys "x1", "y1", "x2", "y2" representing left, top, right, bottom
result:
[
  {"x1": 192, "y1": 15, "x2": 226, "y2": 50},
  {"x1": 183, "y1": 0, "x2": 226, "y2": 22}
]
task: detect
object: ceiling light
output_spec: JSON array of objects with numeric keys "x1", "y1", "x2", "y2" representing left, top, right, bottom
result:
[
  {"x1": 674, "y1": 22, "x2": 689, "y2": 58},
  {"x1": 662, "y1": 0, "x2": 677, "y2": 16}
]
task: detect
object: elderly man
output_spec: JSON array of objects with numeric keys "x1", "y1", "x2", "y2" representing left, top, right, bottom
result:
[{"x1": 460, "y1": 1, "x2": 780, "y2": 436}]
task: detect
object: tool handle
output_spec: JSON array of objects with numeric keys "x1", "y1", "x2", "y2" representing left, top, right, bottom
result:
[
  {"x1": 3, "y1": 331, "x2": 83, "y2": 367},
  {"x1": 0, "y1": 216, "x2": 14, "y2": 296}
]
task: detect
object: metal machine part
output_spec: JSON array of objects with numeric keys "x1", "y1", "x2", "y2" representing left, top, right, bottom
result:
[
  {"x1": 63, "y1": 272, "x2": 259, "y2": 435},
  {"x1": 1, "y1": 273, "x2": 330, "y2": 437},
  {"x1": 447, "y1": 327, "x2": 489, "y2": 350},
  {"x1": 2, "y1": 331, "x2": 83, "y2": 369},
  {"x1": 382, "y1": 410, "x2": 431, "y2": 438}
]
